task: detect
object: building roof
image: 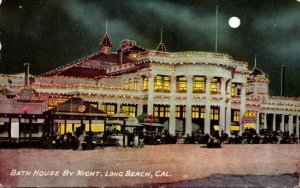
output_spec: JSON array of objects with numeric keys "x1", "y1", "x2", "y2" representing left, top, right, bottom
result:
[
  {"x1": 99, "y1": 33, "x2": 112, "y2": 48},
  {"x1": 14, "y1": 86, "x2": 42, "y2": 102},
  {"x1": 39, "y1": 52, "x2": 119, "y2": 79},
  {"x1": 251, "y1": 68, "x2": 265, "y2": 76},
  {"x1": 39, "y1": 38, "x2": 148, "y2": 79},
  {"x1": 45, "y1": 97, "x2": 107, "y2": 115},
  {"x1": 156, "y1": 41, "x2": 167, "y2": 52}
]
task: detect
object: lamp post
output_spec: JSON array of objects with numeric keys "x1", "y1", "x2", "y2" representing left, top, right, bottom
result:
[{"x1": 123, "y1": 117, "x2": 126, "y2": 147}]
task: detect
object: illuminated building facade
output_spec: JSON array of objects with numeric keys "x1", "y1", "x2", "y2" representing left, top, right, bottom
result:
[{"x1": 0, "y1": 32, "x2": 300, "y2": 138}]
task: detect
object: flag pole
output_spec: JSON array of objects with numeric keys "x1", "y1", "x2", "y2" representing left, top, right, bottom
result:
[{"x1": 215, "y1": 4, "x2": 219, "y2": 53}]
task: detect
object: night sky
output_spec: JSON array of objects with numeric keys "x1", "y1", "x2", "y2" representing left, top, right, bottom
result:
[{"x1": 0, "y1": 0, "x2": 300, "y2": 96}]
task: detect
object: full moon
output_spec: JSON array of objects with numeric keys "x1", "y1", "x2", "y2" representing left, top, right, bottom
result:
[{"x1": 229, "y1": 17, "x2": 241, "y2": 28}]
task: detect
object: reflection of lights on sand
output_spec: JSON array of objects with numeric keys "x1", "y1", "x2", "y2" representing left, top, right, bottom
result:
[
  {"x1": 229, "y1": 17, "x2": 241, "y2": 28},
  {"x1": 19, "y1": 5, "x2": 22, "y2": 8}
]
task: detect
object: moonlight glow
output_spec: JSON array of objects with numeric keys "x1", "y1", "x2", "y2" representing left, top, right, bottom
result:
[{"x1": 229, "y1": 17, "x2": 241, "y2": 28}]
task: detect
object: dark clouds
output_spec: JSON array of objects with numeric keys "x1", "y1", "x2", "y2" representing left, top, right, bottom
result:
[{"x1": 0, "y1": 0, "x2": 300, "y2": 96}]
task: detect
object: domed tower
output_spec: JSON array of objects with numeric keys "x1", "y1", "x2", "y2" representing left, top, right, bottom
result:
[{"x1": 99, "y1": 33, "x2": 112, "y2": 54}]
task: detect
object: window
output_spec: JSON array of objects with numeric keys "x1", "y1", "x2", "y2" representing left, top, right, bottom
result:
[
  {"x1": 129, "y1": 79, "x2": 133, "y2": 89},
  {"x1": 153, "y1": 105, "x2": 170, "y2": 118},
  {"x1": 231, "y1": 84, "x2": 236, "y2": 96},
  {"x1": 175, "y1": 106, "x2": 181, "y2": 118},
  {"x1": 154, "y1": 76, "x2": 163, "y2": 91},
  {"x1": 175, "y1": 106, "x2": 186, "y2": 118},
  {"x1": 142, "y1": 76, "x2": 148, "y2": 91},
  {"x1": 210, "y1": 78, "x2": 218, "y2": 93},
  {"x1": 154, "y1": 75, "x2": 170, "y2": 92},
  {"x1": 245, "y1": 111, "x2": 256, "y2": 118},
  {"x1": 134, "y1": 78, "x2": 138, "y2": 90},
  {"x1": 177, "y1": 76, "x2": 187, "y2": 92},
  {"x1": 192, "y1": 106, "x2": 199, "y2": 118},
  {"x1": 124, "y1": 79, "x2": 128, "y2": 88},
  {"x1": 163, "y1": 76, "x2": 170, "y2": 92},
  {"x1": 210, "y1": 108, "x2": 219, "y2": 120},
  {"x1": 121, "y1": 104, "x2": 137, "y2": 117},
  {"x1": 193, "y1": 76, "x2": 205, "y2": 93},
  {"x1": 154, "y1": 106, "x2": 159, "y2": 117},
  {"x1": 233, "y1": 110, "x2": 240, "y2": 122},
  {"x1": 100, "y1": 103, "x2": 116, "y2": 115},
  {"x1": 200, "y1": 107, "x2": 205, "y2": 118}
]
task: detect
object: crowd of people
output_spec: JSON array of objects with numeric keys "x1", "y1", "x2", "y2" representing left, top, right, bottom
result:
[{"x1": 183, "y1": 128, "x2": 299, "y2": 146}]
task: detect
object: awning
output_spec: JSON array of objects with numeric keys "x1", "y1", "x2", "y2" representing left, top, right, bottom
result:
[{"x1": 140, "y1": 123, "x2": 164, "y2": 127}]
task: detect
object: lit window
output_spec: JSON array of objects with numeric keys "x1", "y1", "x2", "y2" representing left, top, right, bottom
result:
[
  {"x1": 177, "y1": 76, "x2": 187, "y2": 93},
  {"x1": 210, "y1": 108, "x2": 219, "y2": 120},
  {"x1": 154, "y1": 75, "x2": 170, "y2": 92},
  {"x1": 159, "y1": 107, "x2": 165, "y2": 117},
  {"x1": 121, "y1": 104, "x2": 136, "y2": 117},
  {"x1": 233, "y1": 111, "x2": 240, "y2": 122},
  {"x1": 175, "y1": 106, "x2": 181, "y2": 118},
  {"x1": 129, "y1": 79, "x2": 133, "y2": 89},
  {"x1": 100, "y1": 103, "x2": 116, "y2": 115},
  {"x1": 154, "y1": 76, "x2": 163, "y2": 91},
  {"x1": 154, "y1": 106, "x2": 159, "y2": 117},
  {"x1": 193, "y1": 76, "x2": 205, "y2": 93},
  {"x1": 182, "y1": 107, "x2": 186, "y2": 118},
  {"x1": 153, "y1": 105, "x2": 170, "y2": 118},
  {"x1": 200, "y1": 107, "x2": 205, "y2": 118},
  {"x1": 142, "y1": 76, "x2": 148, "y2": 91},
  {"x1": 165, "y1": 107, "x2": 170, "y2": 117},
  {"x1": 231, "y1": 84, "x2": 236, "y2": 96},
  {"x1": 210, "y1": 78, "x2": 218, "y2": 94},
  {"x1": 245, "y1": 111, "x2": 256, "y2": 118},
  {"x1": 163, "y1": 76, "x2": 170, "y2": 92},
  {"x1": 134, "y1": 78, "x2": 138, "y2": 90},
  {"x1": 124, "y1": 79, "x2": 128, "y2": 88},
  {"x1": 192, "y1": 106, "x2": 199, "y2": 118}
]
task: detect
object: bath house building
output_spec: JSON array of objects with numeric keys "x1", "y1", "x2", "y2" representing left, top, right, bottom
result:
[{"x1": 0, "y1": 32, "x2": 300, "y2": 138}]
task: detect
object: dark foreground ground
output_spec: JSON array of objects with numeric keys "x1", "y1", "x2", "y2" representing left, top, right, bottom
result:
[
  {"x1": 0, "y1": 144, "x2": 300, "y2": 187},
  {"x1": 150, "y1": 173, "x2": 299, "y2": 187}
]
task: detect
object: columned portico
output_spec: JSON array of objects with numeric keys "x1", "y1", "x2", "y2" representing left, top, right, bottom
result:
[
  {"x1": 204, "y1": 76, "x2": 212, "y2": 134},
  {"x1": 256, "y1": 111, "x2": 260, "y2": 133},
  {"x1": 272, "y1": 114, "x2": 276, "y2": 131},
  {"x1": 169, "y1": 75, "x2": 176, "y2": 135},
  {"x1": 239, "y1": 84, "x2": 246, "y2": 135},
  {"x1": 147, "y1": 76, "x2": 154, "y2": 114},
  {"x1": 280, "y1": 114, "x2": 285, "y2": 132},
  {"x1": 263, "y1": 113, "x2": 267, "y2": 130},
  {"x1": 219, "y1": 78, "x2": 227, "y2": 135},
  {"x1": 288, "y1": 114, "x2": 293, "y2": 135},
  {"x1": 185, "y1": 75, "x2": 193, "y2": 136},
  {"x1": 296, "y1": 116, "x2": 299, "y2": 138},
  {"x1": 225, "y1": 80, "x2": 232, "y2": 136}
]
